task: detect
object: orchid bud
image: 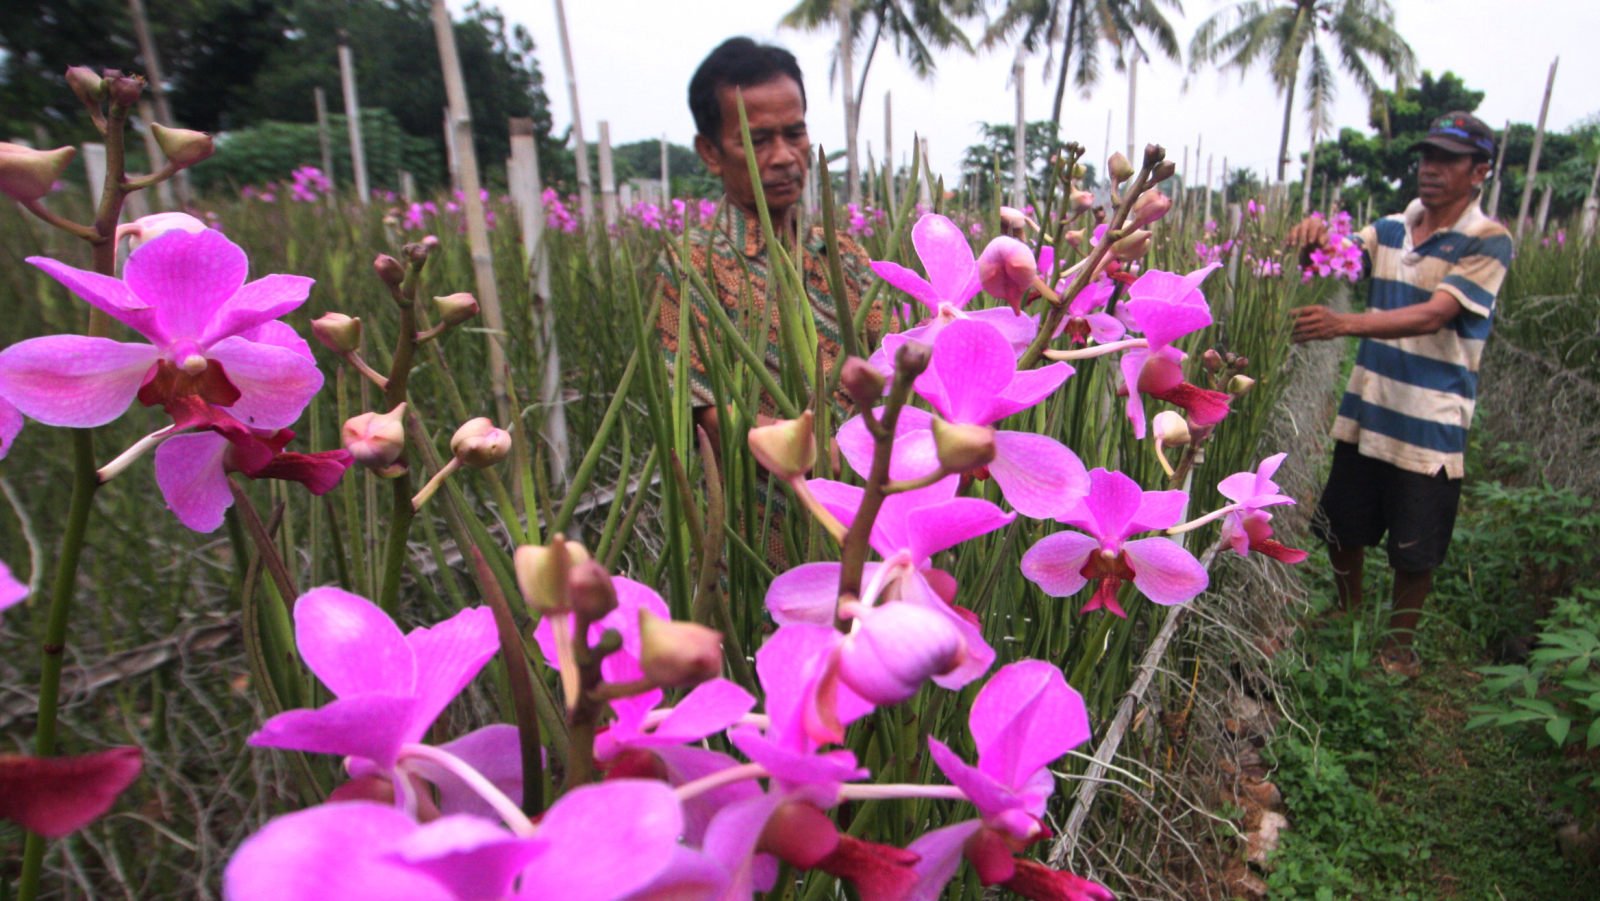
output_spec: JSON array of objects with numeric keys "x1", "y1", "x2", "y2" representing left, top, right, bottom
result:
[
  {"x1": 894, "y1": 341, "x2": 931, "y2": 378},
  {"x1": 514, "y1": 536, "x2": 591, "y2": 613},
  {"x1": 1062, "y1": 229, "x2": 1085, "y2": 249},
  {"x1": 838, "y1": 602, "x2": 965, "y2": 705},
  {"x1": 1152, "y1": 160, "x2": 1177, "y2": 183},
  {"x1": 977, "y1": 236, "x2": 1039, "y2": 313},
  {"x1": 758, "y1": 802, "x2": 839, "y2": 868},
  {"x1": 638, "y1": 608, "x2": 723, "y2": 688},
  {"x1": 116, "y1": 212, "x2": 207, "y2": 252},
  {"x1": 65, "y1": 66, "x2": 104, "y2": 104},
  {"x1": 1142, "y1": 143, "x2": 1166, "y2": 171},
  {"x1": 0, "y1": 143, "x2": 75, "y2": 204},
  {"x1": 1227, "y1": 374, "x2": 1257, "y2": 397},
  {"x1": 998, "y1": 205, "x2": 1037, "y2": 237},
  {"x1": 932, "y1": 417, "x2": 996, "y2": 473},
  {"x1": 567, "y1": 560, "x2": 618, "y2": 622},
  {"x1": 432, "y1": 292, "x2": 479, "y2": 326},
  {"x1": 450, "y1": 417, "x2": 511, "y2": 468},
  {"x1": 1108, "y1": 152, "x2": 1134, "y2": 183},
  {"x1": 404, "y1": 240, "x2": 433, "y2": 264},
  {"x1": 374, "y1": 254, "x2": 406, "y2": 289},
  {"x1": 150, "y1": 123, "x2": 214, "y2": 169},
  {"x1": 839, "y1": 357, "x2": 886, "y2": 408},
  {"x1": 747, "y1": 410, "x2": 816, "y2": 480},
  {"x1": 1129, "y1": 189, "x2": 1172, "y2": 229},
  {"x1": 342, "y1": 404, "x2": 407, "y2": 470},
  {"x1": 1110, "y1": 229, "x2": 1153, "y2": 261},
  {"x1": 105, "y1": 72, "x2": 144, "y2": 107},
  {"x1": 1152, "y1": 410, "x2": 1191, "y2": 447},
  {"x1": 311, "y1": 313, "x2": 362, "y2": 353},
  {"x1": 1201, "y1": 348, "x2": 1224, "y2": 373},
  {"x1": 1070, "y1": 162, "x2": 1087, "y2": 180},
  {"x1": 1069, "y1": 190, "x2": 1096, "y2": 214}
]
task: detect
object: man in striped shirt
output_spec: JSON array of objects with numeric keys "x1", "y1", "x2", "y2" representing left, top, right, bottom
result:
[{"x1": 1288, "y1": 111, "x2": 1512, "y2": 675}]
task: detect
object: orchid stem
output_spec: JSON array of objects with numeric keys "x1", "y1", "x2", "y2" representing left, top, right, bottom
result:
[
  {"x1": 97, "y1": 424, "x2": 182, "y2": 483},
  {"x1": 1044, "y1": 338, "x2": 1148, "y2": 361},
  {"x1": 20, "y1": 199, "x2": 97, "y2": 242},
  {"x1": 674, "y1": 762, "x2": 768, "y2": 802},
  {"x1": 1167, "y1": 502, "x2": 1237, "y2": 536},
  {"x1": 342, "y1": 351, "x2": 390, "y2": 390},
  {"x1": 411, "y1": 458, "x2": 461, "y2": 511}
]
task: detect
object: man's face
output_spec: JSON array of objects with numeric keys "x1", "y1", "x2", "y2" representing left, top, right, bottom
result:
[
  {"x1": 1416, "y1": 146, "x2": 1489, "y2": 211},
  {"x1": 696, "y1": 76, "x2": 810, "y2": 221}
]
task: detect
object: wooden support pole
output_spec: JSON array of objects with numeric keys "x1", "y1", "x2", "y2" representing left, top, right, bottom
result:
[
  {"x1": 836, "y1": 0, "x2": 859, "y2": 204},
  {"x1": 659, "y1": 135, "x2": 669, "y2": 203},
  {"x1": 1012, "y1": 53, "x2": 1026, "y2": 210},
  {"x1": 1203, "y1": 154, "x2": 1213, "y2": 224},
  {"x1": 1517, "y1": 57, "x2": 1559, "y2": 240},
  {"x1": 1487, "y1": 119, "x2": 1509, "y2": 219},
  {"x1": 430, "y1": 0, "x2": 510, "y2": 420},
  {"x1": 884, "y1": 92, "x2": 896, "y2": 210},
  {"x1": 917, "y1": 136, "x2": 932, "y2": 207},
  {"x1": 127, "y1": 0, "x2": 189, "y2": 205},
  {"x1": 1125, "y1": 53, "x2": 1137, "y2": 162},
  {"x1": 313, "y1": 87, "x2": 336, "y2": 194},
  {"x1": 510, "y1": 118, "x2": 571, "y2": 486},
  {"x1": 552, "y1": 0, "x2": 594, "y2": 225},
  {"x1": 597, "y1": 120, "x2": 617, "y2": 228},
  {"x1": 337, "y1": 33, "x2": 370, "y2": 204}
]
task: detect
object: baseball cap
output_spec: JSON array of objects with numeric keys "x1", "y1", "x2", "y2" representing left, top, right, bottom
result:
[{"x1": 1409, "y1": 111, "x2": 1496, "y2": 158}]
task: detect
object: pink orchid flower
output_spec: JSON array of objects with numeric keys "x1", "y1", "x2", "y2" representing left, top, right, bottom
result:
[
  {"x1": 1121, "y1": 263, "x2": 1219, "y2": 353},
  {"x1": 1021, "y1": 468, "x2": 1208, "y2": 617},
  {"x1": 909, "y1": 661, "x2": 1113, "y2": 901},
  {"x1": 0, "y1": 558, "x2": 25, "y2": 613},
  {"x1": 911, "y1": 319, "x2": 1088, "y2": 518},
  {"x1": 1055, "y1": 276, "x2": 1127, "y2": 346},
  {"x1": 977, "y1": 236, "x2": 1041, "y2": 313},
  {"x1": 1117, "y1": 345, "x2": 1231, "y2": 440},
  {"x1": 769, "y1": 472, "x2": 1010, "y2": 689},
  {"x1": 870, "y1": 213, "x2": 982, "y2": 314},
  {"x1": 533, "y1": 574, "x2": 668, "y2": 712},
  {"x1": 0, "y1": 228, "x2": 322, "y2": 433},
  {"x1": 154, "y1": 422, "x2": 352, "y2": 533},
  {"x1": 0, "y1": 396, "x2": 20, "y2": 460}
]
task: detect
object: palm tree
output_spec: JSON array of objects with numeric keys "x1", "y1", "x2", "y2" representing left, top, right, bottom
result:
[
  {"x1": 780, "y1": 0, "x2": 983, "y2": 200},
  {"x1": 982, "y1": 0, "x2": 1182, "y2": 146},
  {"x1": 1188, "y1": 0, "x2": 1416, "y2": 183}
]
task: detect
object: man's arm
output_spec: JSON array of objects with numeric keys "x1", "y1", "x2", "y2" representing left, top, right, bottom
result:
[{"x1": 1291, "y1": 290, "x2": 1461, "y2": 344}]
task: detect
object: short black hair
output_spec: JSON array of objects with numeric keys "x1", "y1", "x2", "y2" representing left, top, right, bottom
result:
[{"x1": 688, "y1": 37, "x2": 806, "y2": 142}]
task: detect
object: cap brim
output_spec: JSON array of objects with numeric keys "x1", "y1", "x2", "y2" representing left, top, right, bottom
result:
[{"x1": 1409, "y1": 135, "x2": 1488, "y2": 157}]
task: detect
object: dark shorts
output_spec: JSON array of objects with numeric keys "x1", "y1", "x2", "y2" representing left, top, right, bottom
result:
[{"x1": 1312, "y1": 441, "x2": 1463, "y2": 573}]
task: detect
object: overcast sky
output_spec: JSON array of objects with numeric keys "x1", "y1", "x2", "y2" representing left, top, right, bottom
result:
[{"x1": 482, "y1": 0, "x2": 1598, "y2": 189}]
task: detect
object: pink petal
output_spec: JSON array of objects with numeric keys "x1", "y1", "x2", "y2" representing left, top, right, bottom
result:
[
  {"x1": 1123, "y1": 536, "x2": 1209, "y2": 605},
  {"x1": 703, "y1": 793, "x2": 786, "y2": 898},
  {"x1": 425, "y1": 725, "x2": 524, "y2": 820},
  {"x1": 125, "y1": 228, "x2": 248, "y2": 342},
  {"x1": 912, "y1": 213, "x2": 980, "y2": 306},
  {"x1": 0, "y1": 395, "x2": 20, "y2": 460},
  {"x1": 1119, "y1": 349, "x2": 1151, "y2": 440},
  {"x1": 646, "y1": 678, "x2": 757, "y2": 744},
  {"x1": 200, "y1": 274, "x2": 314, "y2": 346},
  {"x1": 922, "y1": 319, "x2": 1017, "y2": 424},
  {"x1": 249, "y1": 694, "x2": 420, "y2": 768},
  {"x1": 0, "y1": 747, "x2": 142, "y2": 838},
  {"x1": 26, "y1": 256, "x2": 158, "y2": 339},
  {"x1": 838, "y1": 602, "x2": 966, "y2": 705},
  {"x1": 982, "y1": 361, "x2": 1073, "y2": 423},
  {"x1": 404, "y1": 605, "x2": 500, "y2": 742},
  {"x1": 970, "y1": 660, "x2": 1091, "y2": 788},
  {"x1": 517, "y1": 780, "x2": 684, "y2": 900},
  {"x1": 870, "y1": 477, "x2": 961, "y2": 556},
  {"x1": 295, "y1": 586, "x2": 416, "y2": 697},
  {"x1": 1019, "y1": 530, "x2": 1099, "y2": 597},
  {"x1": 1132, "y1": 489, "x2": 1189, "y2": 532},
  {"x1": 1085, "y1": 312, "x2": 1127, "y2": 344},
  {"x1": 766, "y1": 561, "x2": 844, "y2": 625},
  {"x1": 153, "y1": 431, "x2": 233, "y2": 533},
  {"x1": 907, "y1": 819, "x2": 984, "y2": 901},
  {"x1": 0, "y1": 336, "x2": 157, "y2": 427},
  {"x1": 1124, "y1": 265, "x2": 1217, "y2": 350},
  {"x1": 238, "y1": 319, "x2": 315, "y2": 360},
  {"x1": 619, "y1": 847, "x2": 730, "y2": 900},
  {"x1": 654, "y1": 746, "x2": 763, "y2": 846},
  {"x1": 896, "y1": 570, "x2": 993, "y2": 689},
  {"x1": 224, "y1": 802, "x2": 453, "y2": 901},
  {"x1": 836, "y1": 407, "x2": 938, "y2": 482},
  {"x1": 0, "y1": 559, "x2": 26, "y2": 613},
  {"x1": 964, "y1": 306, "x2": 1041, "y2": 356},
  {"x1": 870, "y1": 260, "x2": 938, "y2": 312},
  {"x1": 988, "y1": 431, "x2": 1088, "y2": 519},
  {"x1": 1065, "y1": 469, "x2": 1143, "y2": 541},
  {"x1": 902, "y1": 496, "x2": 1015, "y2": 563},
  {"x1": 753, "y1": 623, "x2": 844, "y2": 743},
  {"x1": 928, "y1": 737, "x2": 1018, "y2": 820},
  {"x1": 206, "y1": 336, "x2": 324, "y2": 430},
  {"x1": 386, "y1": 814, "x2": 547, "y2": 901}
]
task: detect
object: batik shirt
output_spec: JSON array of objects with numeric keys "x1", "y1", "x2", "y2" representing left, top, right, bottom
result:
[
  {"x1": 1337, "y1": 199, "x2": 1513, "y2": 477},
  {"x1": 655, "y1": 201, "x2": 880, "y2": 414}
]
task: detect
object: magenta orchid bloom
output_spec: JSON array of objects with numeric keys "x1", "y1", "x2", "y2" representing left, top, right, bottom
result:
[
  {"x1": 870, "y1": 213, "x2": 981, "y2": 314},
  {"x1": 770, "y1": 472, "x2": 1010, "y2": 689},
  {"x1": 1021, "y1": 468, "x2": 1208, "y2": 617},
  {"x1": 249, "y1": 588, "x2": 499, "y2": 771},
  {"x1": 911, "y1": 319, "x2": 1088, "y2": 518},
  {"x1": 533, "y1": 574, "x2": 667, "y2": 710},
  {"x1": 0, "y1": 228, "x2": 322, "y2": 432},
  {"x1": 1117, "y1": 344, "x2": 1232, "y2": 440},
  {"x1": 1121, "y1": 263, "x2": 1219, "y2": 353},
  {"x1": 1055, "y1": 276, "x2": 1126, "y2": 346},
  {"x1": 0, "y1": 558, "x2": 25, "y2": 613},
  {"x1": 155, "y1": 425, "x2": 352, "y2": 532},
  {"x1": 1211, "y1": 454, "x2": 1306, "y2": 562},
  {"x1": 908, "y1": 661, "x2": 1113, "y2": 901},
  {"x1": 0, "y1": 396, "x2": 21, "y2": 460}
]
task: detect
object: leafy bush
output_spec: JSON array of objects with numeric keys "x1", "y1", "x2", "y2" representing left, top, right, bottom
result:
[
  {"x1": 1469, "y1": 587, "x2": 1600, "y2": 824},
  {"x1": 193, "y1": 108, "x2": 445, "y2": 194}
]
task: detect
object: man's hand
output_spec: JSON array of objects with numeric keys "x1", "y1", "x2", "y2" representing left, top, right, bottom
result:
[
  {"x1": 1291, "y1": 305, "x2": 1346, "y2": 344},
  {"x1": 1284, "y1": 216, "x2": 1331, "y2": 252}
]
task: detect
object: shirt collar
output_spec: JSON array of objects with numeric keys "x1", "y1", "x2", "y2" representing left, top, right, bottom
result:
[
  {"x1": 717, "y1": 197, "x2": 818, "y2": 259},
  {"x1": 1404, "y1": 196, "x2": 1485, "y2": 242}
]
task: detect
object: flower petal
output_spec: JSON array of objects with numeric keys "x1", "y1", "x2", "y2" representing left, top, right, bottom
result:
[
  {"x1": 922, "y1": 319, "x2": 1017, "y2": 424},
  {"x1": 982, "y1": 361, "x2": 1073, "y2": 423},
  {"x1": 425, "y1": 725, "x2": 524, "y2": 820},
  {"x1": 0, "y1": 559, "x2": 26, "y2": 613},
  {"x1": 26, "y1": 256, "x2": 158, "y2": 339},
  {"x1": 0, "y1": 395, "x2": 20, "y2": 460},
  {"x1": 154, "y1": 431, "x2": 233, "y2": 532},
  {"x1": 295, "y1": 586, "x2": 416, "y2": 697},
  {"x1": 970, "y1": 660, "x2": 1091, "y2": 789},
  {"x1": 907, "y1": 819, "x2": 985, "y2": 901},
  {"x1": 648, "y1": 678, "x2": 758, "y2": 745},
  {"x1": 249, "y1": 694, "x2": 420, "y2": 768},
  {"x1": 386, "y1": 814, "x2": 546, "y2": 901},
  {"x1": 0, "y1": 336, "x2": 157, "y2": 427},
  {"x1": 989, "y1": 431, "x2": 1088, "y2": 519},
  {"x1": 928, "y1": 737, "x2": 1018, "y2": 821},
  {"x1": 200, "y1": 274, "x2": 314, "y2": 347},
  {"x1": 0, "y1": 747, "x2": 142, "y2": 838},
  {"x1": 836, "y1": 407, "x2": 937, "y2": 482},
  {"x1": 404, "y1": 605, "x2": 500, "y2": 743},
  {"x1": 838, "y1": 602, "x2": 966, "y2": 705},
  {"x1": 964, "y1": 306, "x2": 1041, "y2": 356},
  {"x1": 224, "y1": 801, "x2": 453, "y2": 901},
  {"x1": 1123, "y1": 536, "x2": 1209, "y2": 605},
  {"x1": 1019, "y1": 530, "x2": 1099, "y2": 597},
  {"x1": 869, "y1": 260, "x2": 938, "y2": 311},
  {"x1": 125, "y1": 228, "x2": 248, "y2": 342},
  {"x1": 517, "y1": 780, "x2": 685, "y2": 901},
  {"x1": 1064, "y1": 468, "x2": 1143, "y2": 542},
  {"x1": 766, "y1": 561, "x2": 845, "y2": 626},
  {"x1": 207, "y1": 335, "x2": 324, "y2": 430},
  {"x1": 1132, "y1": 489, "x2": 1189, "y2": 532},
  {"x1": 912, "y1": 213, "x2": 980, "y2": 306},
  {"x1": 902, "y1": 496, "x2": 1015, "y2": 563}
]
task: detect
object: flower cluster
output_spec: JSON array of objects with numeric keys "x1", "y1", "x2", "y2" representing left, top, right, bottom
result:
[
  {"x1": 287, "y1": 166, "x2": 332, "y2": 203},
  {"x1": 1301, "y1": 210, "x2": 1363, "y2": 283},
  {"x1": 845, "y1": 202, "x2": 885, "y2": 238},
  {"x1": 542, "y1": 188, "x2": 579, "y2": 233}
]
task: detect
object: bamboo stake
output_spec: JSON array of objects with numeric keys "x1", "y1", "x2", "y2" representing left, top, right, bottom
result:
[
  {"x1": 1516, "y1": 57, "x2": 1559, "y2": 240},
  {"x1": 1487, "y1": 119, "x2": 1509, "y2": 219},
  {"x1": 1580, "y1": 147, "x2": 1600, "y2": 240},
  {"x1": 337, "y1": 33, "x2": 370, "y2": 204},
  {"x1": 1125, "y1": 53, "x2": 1137, "y2": 161},
  {"x1": 1535, "y1": 182, "x2": 1553, "y2": 235},
  {"x1": 1203, "y1": 154, "x2": 1213, "y2": 224},
  {"x1": 659, "y1": 134, "x2": 669, "y2": 203},
  {"x1": 429, "y1": 0, "x2": 509, "y2": 420},
  {"x1": 313, "y1": 87, "x2": 336, "y2": 194},
  {"x1": 1012, "y1": 53, "x2": 1026, "y2": 209},
  {"x1": 837, "y1": 0, "x2": 859, "y2": 203},
  {"x1": 884, "y1": 92, "x2": 896, "y2": 210},
  {"x1": 127, "y1": 0, "x2": 189, "y2": 205},
  {"x1": 917, "y1": 136, "x2": 932, "y2": 207},
  {"x1": 510, "y1": 119, "x2": 571, "y2": 486},
  {"x1": 552, "y1": 0, "x2": 594, "y2": 225},
  {"x1": 597, "y1": 120, "x2": 617, "y2": 228}
]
